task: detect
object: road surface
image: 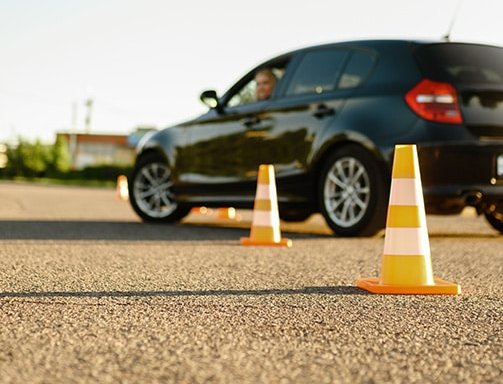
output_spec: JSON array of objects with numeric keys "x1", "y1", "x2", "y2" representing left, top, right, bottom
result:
[{"x1": 0, "y1": 181, "x2": 501, "y2": 383}]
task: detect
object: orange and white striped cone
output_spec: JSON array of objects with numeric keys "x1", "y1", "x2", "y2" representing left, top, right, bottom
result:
[
  {"x1": 241, "y1": 164, "x2": 292, "y2": 247},
  {"x1": 116, "y1": 175, "x2": 129, "y2": 201},
  {"x1": 217, "y1": 207, "x2": 237, "y2": 220},
  {"x1": 357, "y1": 145, "x2": 460, "y2": 294}
]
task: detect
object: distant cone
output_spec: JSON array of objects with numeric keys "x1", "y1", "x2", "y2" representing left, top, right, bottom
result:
[
  {"x1": 356, "y1": 145, "x2": 460, "y2": 294},
  {"x1": 191, "y1": 206, "x2": 212, "y2": 215},
  {"x1": 116, "y1": 175, "x2": 129, "y2": 201},
  {"x1": 217, "y1": 207, "x2": 236, "y2": 220},
  {"x1": 241, "y1": 164, "x2": 292, "y2": 247}
]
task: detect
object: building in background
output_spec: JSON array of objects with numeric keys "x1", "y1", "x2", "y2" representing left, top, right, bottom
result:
[
  {"x1": 56, "y1": 132, "x2": 134, "y2": 170},
  {"x1": 55, "y1": 127, "x2": 156, "y2": 170},
  {"x1": 0, "y1": 144, "x2": 7, "y2": 168}
]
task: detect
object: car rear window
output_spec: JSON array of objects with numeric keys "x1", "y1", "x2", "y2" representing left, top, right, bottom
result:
[{"x1": 415, "y1": 43, "x2": 503, "y2": 85}]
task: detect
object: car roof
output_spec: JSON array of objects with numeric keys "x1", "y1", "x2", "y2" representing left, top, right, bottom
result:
[{"x1": 282, "y1": 39, "x2": 501, "y2": 56}]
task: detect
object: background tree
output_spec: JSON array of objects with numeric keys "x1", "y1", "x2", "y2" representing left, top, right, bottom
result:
[
  {"x1": 48, "y1": 135, "x2": 70, "y2": 175},
  {"x1": 4, "y1": 138, "x2": 54, "y2": 177},
  {"x1": 22, "y1": 139, "x2": 50, "y2": 177}
]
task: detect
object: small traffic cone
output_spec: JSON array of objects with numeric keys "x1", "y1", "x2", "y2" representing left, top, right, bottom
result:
[
  {"x1": 241, "y1": 164, "x2": 292, "y2": 247},
  {"x1": 356, "y1": 145, "x2": 460, "y2": 294},
  {"x1": 116, "y1": 175, "x2": 129, "y2": 201},
  {"x1": 191, "y1": 206, "x2": 213, "y2": 215},
  {"x1": 217, "y1": 207, "x2": 237, "y2": 220}
]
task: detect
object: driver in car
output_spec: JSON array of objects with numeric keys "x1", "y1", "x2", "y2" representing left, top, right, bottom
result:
[{"x1": 255, "y1": 69, "x2": 277, "y2": 101}]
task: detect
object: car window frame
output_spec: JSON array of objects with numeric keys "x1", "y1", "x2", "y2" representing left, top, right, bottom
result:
[
  {"x1": 215, "y1": 46, "x2": 379, "y2": 115},
  {"x1": 275, "y1": 47, "x2": 378, "y2": 102}
]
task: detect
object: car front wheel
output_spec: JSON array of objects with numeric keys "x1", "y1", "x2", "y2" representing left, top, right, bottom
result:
[
  {"x1": 318, "y1": 145, "x2": 388, "y2": 237},
  {"x1": 129, "y1": 152, "x2": 190, "y2": 223}
]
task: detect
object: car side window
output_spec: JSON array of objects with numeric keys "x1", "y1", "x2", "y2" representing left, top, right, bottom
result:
[
  {"x1": 227, "y1": 67, "x2": 286, "y2": 108},
  {"x1": 227, "y1": 81, "x2": 257, "y2": 107},
  {"x1": 338, "y1": 51, "x2": 375, "y2": 89},
  {"x1": 285, "y1": 49, "x2": 348, "y2": 96}
]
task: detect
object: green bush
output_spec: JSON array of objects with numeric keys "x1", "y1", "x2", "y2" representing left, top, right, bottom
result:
[
  {"x1": 1, "y1": 137, "x2": 131, "y2": 184},
  {"x1": 3, "y1": 137, "x2": 70, "y2": 178}
]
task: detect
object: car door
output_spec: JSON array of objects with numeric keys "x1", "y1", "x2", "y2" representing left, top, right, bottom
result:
[
  {"x1": 177, "y1": 101, "x2": 273, "y2": 175},
  {"x1": 174, "y1": 62, "x2": 288, "y2": 202},
  {"x1": 244, "y1": 48, "x2": 349, "y2": 191}
]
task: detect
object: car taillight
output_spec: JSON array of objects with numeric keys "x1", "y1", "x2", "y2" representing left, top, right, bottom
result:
[{"x1": 405, "y1": 79, "x2": 463, "y2": 124}]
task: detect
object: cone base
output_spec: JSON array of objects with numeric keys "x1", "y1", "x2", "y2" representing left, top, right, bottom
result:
[
  {"x1": 240, "y1": 237, "x2": 292, "y2": 247},
  {"x1": 356, "y1": 277, "x2": 460, "y2": 295}
]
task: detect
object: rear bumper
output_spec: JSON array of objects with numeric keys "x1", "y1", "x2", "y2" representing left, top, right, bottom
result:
[{"x1": 418, "y1": 142, "x2": 503, "y2": 213}]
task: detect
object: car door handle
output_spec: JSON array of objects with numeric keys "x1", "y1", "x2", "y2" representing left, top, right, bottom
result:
[
  {"x1": 313, "y1": 104, "x2": 335, "y2": 119},
  {"x1": 242, "y1": 116, "x2": 261, "y2": 127}
]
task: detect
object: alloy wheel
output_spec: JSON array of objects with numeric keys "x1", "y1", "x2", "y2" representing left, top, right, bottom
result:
[
  {"x1": 323, "y1": 156, "x2": 371, "y2": 228},
  {"x1": 133, "y1": 162, "x2": 177, "y2": 218}
]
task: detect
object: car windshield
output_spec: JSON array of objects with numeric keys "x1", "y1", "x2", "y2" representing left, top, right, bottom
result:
[{"x1": 415, "y1": 43, "x2": 503, "y2": 86}]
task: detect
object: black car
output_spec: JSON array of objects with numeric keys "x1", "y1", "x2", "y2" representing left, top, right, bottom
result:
[{"x1": 129, "y1": 39, "x2": 503, "y2": 236}]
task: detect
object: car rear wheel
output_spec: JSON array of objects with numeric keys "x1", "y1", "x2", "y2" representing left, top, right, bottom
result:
[
  {"x1": 129, "y1": 152, "x2": 190, "y2": 223},
  {"x1": 318, "y1": 145, "x2": 388, "y2": 237},
  {"x1": 484, "y1": 210, "x2": 503, "y2": 234}
]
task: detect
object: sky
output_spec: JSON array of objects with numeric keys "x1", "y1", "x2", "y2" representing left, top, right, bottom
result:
[{"x1": 1, "y1": 0, "x2": 503, "y2": 144}]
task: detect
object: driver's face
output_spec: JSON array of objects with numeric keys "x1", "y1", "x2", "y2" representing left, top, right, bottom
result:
[{"x1": 255, "y1": 72, "x2": 276, "y2": 101}]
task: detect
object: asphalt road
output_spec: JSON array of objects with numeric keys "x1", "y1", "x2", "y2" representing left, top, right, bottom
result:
[{"x1": 0, "y1": 181, "x2": 501, "y2": 383}]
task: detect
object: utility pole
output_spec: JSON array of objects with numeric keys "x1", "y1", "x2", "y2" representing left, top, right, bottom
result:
[
  {"x1": 71, "y1": 101, "x2": 78, "y2": 131},
  {"x1": 69, "y1": 101, "x2": 78, "y2": 169},
  {"x1": 84, "y1": 98, "x2": 93, "y2": 133}
]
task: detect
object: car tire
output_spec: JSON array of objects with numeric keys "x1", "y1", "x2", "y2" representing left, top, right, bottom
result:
[
  {"x1": 318, "y1": 145, "x2": 388, "y2": 237},
  {"x1": 129, "y1": 152, "x2": 190, "y2": 223},
  {"x1": 484, "y1": 210, "x2": 503, "y2": 234}
]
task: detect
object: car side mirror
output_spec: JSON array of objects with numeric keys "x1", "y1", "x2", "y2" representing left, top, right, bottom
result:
[{"x1": 200, "y1": 90, "x2": 222, "y2": 112}]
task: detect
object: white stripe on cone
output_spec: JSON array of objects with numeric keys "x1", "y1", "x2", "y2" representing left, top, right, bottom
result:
[
  {"x1": 251, "y1": 211, "x2": 280, "y2": 227},
  {"x1": 255, "y1": 184, "x2": 277, "y2": 200},
  {"x1": 388, "y1": 178, "x2": 425, "y2": 206},
  {"x1": 383, "y1": 227, "x2": 431, "y2": 255}
]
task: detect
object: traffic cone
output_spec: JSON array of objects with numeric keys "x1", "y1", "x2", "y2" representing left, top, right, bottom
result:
[
  {"x1": 116, "y1": 175, "x2": 129, "y2": 201},
  {"x1": 241, "y1": 164, "x2": 292, "y2": 247},
  {"x1": 356, "y1": 145, "x2": 460, "y2": 294},
  {"x1": 217, "y1": 207, "x2": 237, "y2": 220},
  {"x1": 191, "y1": 206, "x2": 213, "y2": 215}
]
